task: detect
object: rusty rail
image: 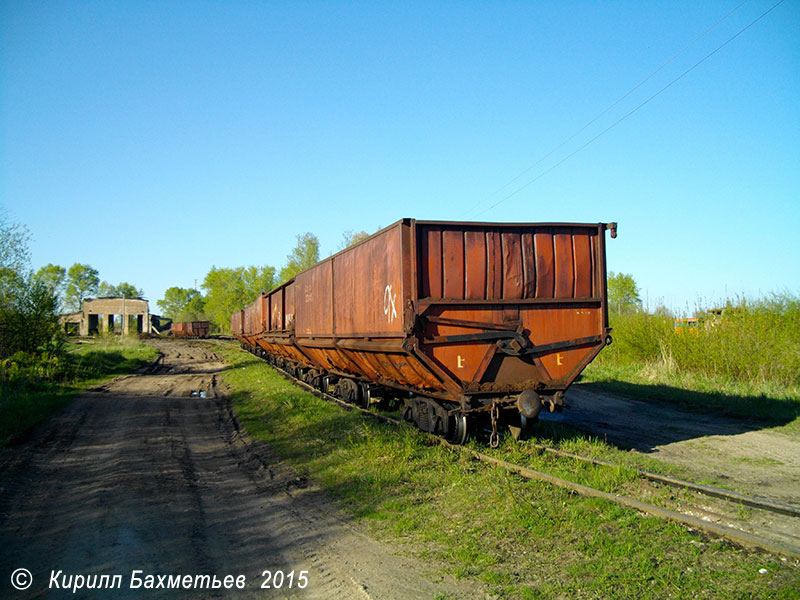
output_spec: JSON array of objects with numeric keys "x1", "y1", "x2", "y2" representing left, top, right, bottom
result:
[
  {"x1": 457, "y1": 446, "x2": 800, "y2": 560},
  {"x1": 527, "y1": 445, "x2": 800, "y2": 518}
]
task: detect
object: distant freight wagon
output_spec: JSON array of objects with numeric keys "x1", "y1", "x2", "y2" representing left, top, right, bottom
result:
[
  {"x1": 233, "y1": 218, "x2": 616, "y2": 444},
  {"x1": 171, "y1": 321, "x2": 210, "y2": 338}
]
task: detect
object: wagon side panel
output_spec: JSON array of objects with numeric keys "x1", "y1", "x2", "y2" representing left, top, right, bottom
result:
[{"x1": 332, "y1": 223, "x2": 406, "y2": 337}]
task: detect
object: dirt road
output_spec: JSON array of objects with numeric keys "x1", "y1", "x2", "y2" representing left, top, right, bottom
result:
[
  {"x1": 543, "y1": 385, "x2": 800, "y2": 506},
  {"x1": 537, "y1": 386, "x2": 800, "y2": 553},
  {"x1": 0, "y1": 340, "x2": 483, "y2": 599}
]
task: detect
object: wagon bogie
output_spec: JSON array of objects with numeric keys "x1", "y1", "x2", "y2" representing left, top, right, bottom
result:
[
  {"x1": 333, "y1": 377, "x2": 364, "y2": 407},
  {"x1": 402, "y1": 396, "x2": 469, "y2": 444}
]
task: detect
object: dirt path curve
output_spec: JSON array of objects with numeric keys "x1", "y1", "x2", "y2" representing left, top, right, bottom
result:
[{"x1": 0, "y1": 339, "x2": 484, "y2": 599}]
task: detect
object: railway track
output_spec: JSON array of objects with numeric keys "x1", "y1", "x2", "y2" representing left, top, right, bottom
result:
[
  {"x1": 241, "y1": 346, "x2": 800, "y2": 560},
  {"x1": 526, "y1": 444, "x2": 800, "y2": 518}
]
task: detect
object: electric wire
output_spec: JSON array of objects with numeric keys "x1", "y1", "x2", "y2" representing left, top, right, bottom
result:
[
  {"x1": 469, "y1": 0, "x2": 786, "y2": 218},
  {"x1": 463, "y1": 0, "x2": 750, "y2": 219}
]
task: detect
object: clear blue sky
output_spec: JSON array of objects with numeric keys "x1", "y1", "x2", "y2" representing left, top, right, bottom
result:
[{"x1": 2, "y1": 1, "x2": 798, "y2": 315}]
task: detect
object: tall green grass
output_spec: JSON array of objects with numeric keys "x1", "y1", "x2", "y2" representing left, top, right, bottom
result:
[
  {"x1": 582, "y1": 294, "x2": 800, "y2": 422},
  {"x1": 598, "y1": 294, "x2": 800, "y2": 388}
]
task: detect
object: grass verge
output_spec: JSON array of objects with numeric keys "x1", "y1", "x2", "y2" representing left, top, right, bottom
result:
[
  {"x1": 579, "y1": 362, "x2": 800, "y2": 432},
  {"x1": 0, "y1": 335, "x2": 159, "y2": 445},
  {"x1": 585, "y1": 294, "x2": 800, "y2": 427},
  {"x1": 217, "y1": 342, "x2": 800, "y2": 600}
]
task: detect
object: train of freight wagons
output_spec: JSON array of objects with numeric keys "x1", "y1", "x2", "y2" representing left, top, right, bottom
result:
[{"x1": 231, "y1": 218, "x2": 616, "y2": 444}]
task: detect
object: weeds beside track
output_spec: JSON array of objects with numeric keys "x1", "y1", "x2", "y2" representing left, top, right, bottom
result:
[{"x1": 585, "y1": 294, "x2": 800, "y2": 424}]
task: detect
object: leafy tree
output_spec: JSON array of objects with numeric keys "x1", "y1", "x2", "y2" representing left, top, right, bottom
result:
[
  {"x1": 98, "y1": 281, "x2": 113, "y2": 297},
  {"x1": 64, "y1": 263, "x2": 99, "y2": 311},
  {"x1": 279, "y1": 233, "x2": 319, "y2": 282},
  {"x1": 608, "y1": 271, "x2": 642, "y2": 314},
  {"x1": 158, "y1": 287, "x2": 206, "y2": 321},
  {"x1": 239, "y1": 265, "x2": 277, "y2": 296},
  {"x1": 0, "y1": 267, "x2": 25, "y2": 310},
  {"x1": 202, "y1": 265, "x2": 276, "y2": 331},
  {"x1": 0, "y1": 215, "x2": 60, "y2": 358},
  {"x1": 1, "y1": 210, "x2": 28, "y2": 315},
  {"x1": 178, "y1": 293, "x2": 207, "y2": 322},
  {"x1": 115, "y1": 282, "x2": 143, "y2": 298},
  {"x1": 34, "y1": 264, "x2": 66, "y2": 301},
  {"x1": 1, "y1": 211, "x2": 30, "y2": 306},
  {"x1": 98, "y1": 281, "x2": 143, "y2": 298},
  {"x1": 338, "y1": 229, "x2": 370, "y2": 251},
  {"x1": 0, "y1": 208, "x2": 31, "y2": 274},
  {"x1": 0, "y1": 273, "x2": 60, "y2": 358}
]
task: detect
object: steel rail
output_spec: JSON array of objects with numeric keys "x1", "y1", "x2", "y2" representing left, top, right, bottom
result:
[
  {"x1": 455, "y1": 446, "x2": 800, "y2": 560},
  {"x1": 527, "y1": 445, "x2": 800, "y2": 518},
  {"x1": 254, "y1": 351, "x2": 800, "y2": 560}
]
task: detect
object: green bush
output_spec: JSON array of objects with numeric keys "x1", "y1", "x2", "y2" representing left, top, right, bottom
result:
[{"x1": 1, "y1": 335, "x2": 158, "y2": 443}]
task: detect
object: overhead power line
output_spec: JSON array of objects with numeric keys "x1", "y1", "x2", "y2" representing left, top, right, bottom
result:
[
  {"x1": 464, "y1": 0, "x2": 751, "y2": 218},
  {"x1": 468, "y1": 0, "x2": 786, "y2": 218}
]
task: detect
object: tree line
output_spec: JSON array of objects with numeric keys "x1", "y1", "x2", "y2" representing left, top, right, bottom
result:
[
  {"x1": 158, "y1": 229, "x2": 371, "y2": 332},
  {"x1": 33, "y1": 262, "x2": 144, "y2": 313},
  {"x1": 1, "y1": 206, "x2": 371, "y2": 356},
  {"x1": 1, "y1": 210, "x2": 148, "y2": 358}
]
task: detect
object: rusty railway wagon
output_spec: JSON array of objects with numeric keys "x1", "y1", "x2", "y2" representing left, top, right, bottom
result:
[
  {"x1": 233, "y1": 219, "x2": 616, "y2": 444},
  {"x1": 171, "y1": 320, "x2": 210, "y2": 338}
]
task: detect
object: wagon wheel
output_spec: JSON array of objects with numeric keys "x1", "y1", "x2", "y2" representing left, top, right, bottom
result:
[
  {"x1": 446, "y1": 413, "x2": 468, "y2": 445},
  {"x1": 357, "y1": 382, "x2": 371, "y2": 409}
]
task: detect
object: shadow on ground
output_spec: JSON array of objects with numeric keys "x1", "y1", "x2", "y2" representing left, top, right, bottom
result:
[{"x1": 535, "y1": 379, "x2": 799, "y2": 453}]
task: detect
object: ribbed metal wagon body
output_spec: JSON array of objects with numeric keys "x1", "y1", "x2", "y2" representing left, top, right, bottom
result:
[
  {"x1": 257, "y1": 282, "x2": 309, "y2": 366},
  {"x1": 230, "y1": 310, "x2": 244, "y2": 338},
  {"x1": 191, "y1": 321, "x2": 210, "y2": 337},
  {"x1": 256, "y1": 218, "x2": 614, "y2": 409},
  {"x1": 241, "y1": 293, "x2": 266, "y2": 348}
]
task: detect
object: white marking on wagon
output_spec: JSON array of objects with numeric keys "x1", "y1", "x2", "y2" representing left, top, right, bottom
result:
[{"x1": 383, "y1": 285, "x2": 398, "y2": 323}]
